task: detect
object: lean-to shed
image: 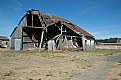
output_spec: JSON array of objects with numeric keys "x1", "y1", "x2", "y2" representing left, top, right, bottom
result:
[{"x1": 10, "y1": 9, "x2": 95, "y2": 51}]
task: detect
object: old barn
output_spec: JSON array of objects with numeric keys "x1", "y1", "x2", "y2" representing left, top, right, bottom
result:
[{"x1": 10, "y1": 9, "x2": 95, "y2": 51}]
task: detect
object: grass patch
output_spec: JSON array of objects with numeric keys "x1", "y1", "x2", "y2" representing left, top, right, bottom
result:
[
  {"x1": 111, "y1": 78, "x2": 118, "y2": 80},
  {"x1": 118, "y1": 62, "x2": 121, "y2": 65},
  {"x1": 85, "y1": 49, "x2": 121, "y2": 56},
  {"x1": 1, "y1": 48, "x2": 121, "y2": 58},
  {"x1": 1, "y1": 49, "x2": 65, "y2": 58},
  {"x1": 2, "y1": 50, "x2": 19, "y2": 57},
  {"x1": 4, "y1": 70, "x2": 15, "y2": 76},
  {"x1": 40, "y1": 53, "x2": 49, "y2": 58},
  {"x1": 118, "y1": 73, "x2": 121, "y2": 76}
]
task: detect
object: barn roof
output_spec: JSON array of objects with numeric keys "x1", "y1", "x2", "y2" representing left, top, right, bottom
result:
[
  {"x1": 11, "y1": 9, "x2": 94, "y2": 38},
  {"x1": 52, "y1": 15, "x2": 93, "y2": 37},
  {"x1": 10, "y1": 27, "x2": 17, "y2": 37}
]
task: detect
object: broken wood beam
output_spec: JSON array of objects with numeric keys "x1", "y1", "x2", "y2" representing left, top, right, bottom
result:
[{"x1": 39, "y1": 30, "x2": 44, "y2": 52}]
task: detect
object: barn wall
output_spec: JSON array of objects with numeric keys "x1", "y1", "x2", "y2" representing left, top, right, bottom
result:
[
  {"x1": 90, "y1": 40, "x2": 95, "y2": 49},
  {"x1": 82, "y1": 36, "x2": 95, "y2": 50},
  {"x1": 20, "y1": 15, "x2": 44, "y2": 50},
  {"x1": 22, "y1": 30, "x2": 35, "y2": 50},
  {"x1": 10, "y1": 26, "x2": 22, "y2": 50},
  {"x1": 23, "y1": 43, "x2": 34, "y2": 50},
  {"x1": 19, "y1": 16, "x2": 27, "y2": 27},
  {"x1": 11, "y1": 16, "x2": 28, "y2": 50},
  {"x1": 10, "y1": 36, "x2": 15, "y2": 50}
]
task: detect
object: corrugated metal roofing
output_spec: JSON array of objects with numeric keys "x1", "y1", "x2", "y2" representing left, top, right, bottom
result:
[
  {"x1": 27, "y1": 9, "x2": 93, "y2": 37},
  {"x1": 52, "y1": 15, "x2": 93, "y2": 37},
  {"x1": 12, "y1": 9, "x2": 93, "y2": 38}
]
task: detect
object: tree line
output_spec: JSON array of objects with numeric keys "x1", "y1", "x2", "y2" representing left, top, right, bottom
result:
[{"x1": 96, "y1": 38, "x2": 121, "y2": 43}]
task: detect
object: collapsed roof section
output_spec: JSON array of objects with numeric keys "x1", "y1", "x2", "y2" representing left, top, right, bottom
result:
[
  {"x1": 10, "y1": 9, "x2": 95, "y2": 51},
  {"x1": 19, "y1": 9, "x2": 93, "y2": 38},
  {"x1": 52, "y1": 15, "x2": 93, "y2": 37}
]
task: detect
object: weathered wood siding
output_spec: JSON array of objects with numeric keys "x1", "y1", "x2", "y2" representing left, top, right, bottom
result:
[
  {"x1": 22, "y1": 30, "x2": 35, "y2": 50},
  {"x1": 10, "y1": 26, "x2": 22, "y2": 50},
  {"x1": 19, "y1": 16, "x2": 27, "y2": 27},
  {"x1": 10, "y1": 16, "x2": 26, "y2": 50},
  {"x1": 82, "y1": 36, "x2": 95, "y2": 50}
]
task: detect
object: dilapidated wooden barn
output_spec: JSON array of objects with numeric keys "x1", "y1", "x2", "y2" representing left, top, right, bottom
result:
[{"x1": 10, "y1": 9, "x2": 95, "y2": 51}]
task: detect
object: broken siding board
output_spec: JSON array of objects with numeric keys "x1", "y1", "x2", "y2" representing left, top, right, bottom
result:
[
  {"x1": 23, "y1": 43, "x2": 35, "y2": 50},
  {"x1": 23, "y1": 37, "x2": 33, "y2": 42},
  {"x1": 47, "y1": 40, "x2": 56, "y2": 51}
]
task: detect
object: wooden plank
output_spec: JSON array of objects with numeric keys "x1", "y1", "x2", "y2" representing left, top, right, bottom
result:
[
  {"x1": 39, "y1": 30, "x2": 44, "y2": 52},
  {"x1": 82, "y1": 35, "x2": 86, "y2": 51},
  {"x1": 32, "y1": 13, "x2": 33, "y2": 27},
  {"x1": 26, "y1": 26, "x2": 44, "y2": 28},
  {"x1": 32, "y1": 34, "x2": 37, "y2": 48},
  {"x1": 61, "y1": 26, "x2": 62, "y2": 34},
  {"x1": 23, "y1": 43, "x2": 34, "y2": 50}
]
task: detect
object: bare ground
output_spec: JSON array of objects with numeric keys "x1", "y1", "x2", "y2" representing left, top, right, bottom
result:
[{"x1": 0, "y1": 48, "x2": 121, "y2": 80}]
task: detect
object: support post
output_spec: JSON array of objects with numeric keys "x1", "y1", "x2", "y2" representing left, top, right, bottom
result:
[
  {"x1": 32, "y1": 13, "x2": 33, "y2": 27},
  {"x1": 82, "y1": 35, "x2": 86, "y2": 51},
  {"x1": 61, "y1": 26, "x2": 63, "y2": 35},
  {"x1": 21, "y1": 28, "x2": 23, "y2": 50},
  {"x1": 39, "y1": 30, "x2": 44, "y2": 52}
]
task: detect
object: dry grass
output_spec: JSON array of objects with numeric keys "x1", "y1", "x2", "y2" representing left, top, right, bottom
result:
[
  {"x1": 1, "y1": 48, "x2": 121, "y2": 58},
  {"x1": 85, "y1": 49, "x2": 121, "y2": 56},
  {"x1": 3, "y1": 70, "x2": 15, "y2": 76},
  {"x1": 0, "y1": 48, "x2": 121, "y2": 80}
]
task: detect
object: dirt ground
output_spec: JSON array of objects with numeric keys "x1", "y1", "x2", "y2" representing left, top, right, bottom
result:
[{"x1": 0, "y1": 48, "x2": 121, "y2": 80}]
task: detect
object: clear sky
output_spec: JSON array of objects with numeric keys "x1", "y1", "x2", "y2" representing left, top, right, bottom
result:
[{"x1": 0, "y1": 0, "x2": 121, "y2": 39}]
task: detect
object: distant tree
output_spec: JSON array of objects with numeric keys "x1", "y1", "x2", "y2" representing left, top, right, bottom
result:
[{"x1": 96, "y1": 38, "x2": 121, "y2": 43}]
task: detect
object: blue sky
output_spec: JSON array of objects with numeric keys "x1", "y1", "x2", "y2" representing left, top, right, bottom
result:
[{"x1": 0, "y1": 0, "x2": 121, "y2": 39}]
